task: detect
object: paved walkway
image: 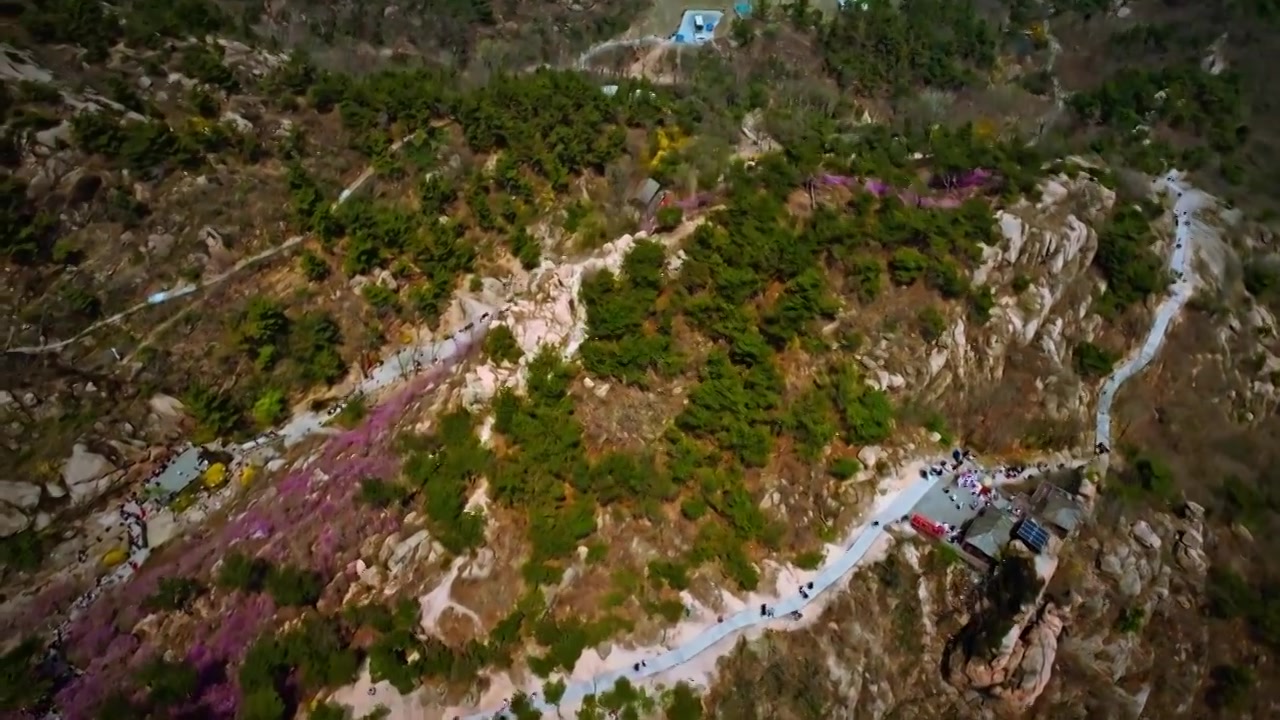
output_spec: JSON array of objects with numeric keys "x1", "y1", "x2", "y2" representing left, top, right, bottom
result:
[{"x1": 1095, "y1": 173, "x2": 1202, "y2": 447}]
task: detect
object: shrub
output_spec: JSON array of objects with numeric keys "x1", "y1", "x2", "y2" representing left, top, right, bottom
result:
[
  {"x1": 888, "y1": 247, "x2": 929, "y2": 285},
  {"x1": 483, "y1": 325, "x2": 523, "y2": 365},
  {"x1": 251, "y1": 388, "x2": 288, "y2": 427},
  {"x1": 1115, "y1": 606, "x2": 1144, "y2": 633},
  {"x1": 217, "y1": 552, "x2": 271, "y2": 592},
  {"x1": 358, "y1": 477, "x2": 410, "y2": 509},
  {"x1": 1206, "y1": 664, "x2": 1255, "y2": 711},
  {"x1": 794, "y1": 549, "x2": 825, "y2": 570},
  {"x1": 0, "y1": 176, "x2": 57, "y2": 263},
  {"x1": 184, "y1": 383, "x2": 243, "y2": 440},
  {"x1": 362, "y1": 283, "x2": 399, "y2": 313},
  {"x1": 664, "y1": 682, "x2": 704, "y2": 720},
  {"x1": 263, "y1": 565, "x2": 323, "y2": 607},
  {"x1": 827, "y1": 457, "x2": 861, "y2": 480},
  {"x1": 968, "y1": 286, "x2": 995, "y2": 323},
  {"x1": 299, "y1": 251, "x2": 331, "y2": 281},
  {"x1": 144, "y1": 577, "x2": 205, "y2": 612},
  {"x1": 510, "y1": 227, "x2": 542, "y2": 270},
  {"x1": 0, "y1": 530, "x2": 45, "y2": 572},
  {"x1": 917, "y1": 306, "x2": 947, "y2": 342},
  {"x1": 656, "y1": 205, "x2": 683, "y2": 231},
  {"x1": 647, "y1": 559, "x2": 691, "y2": 591},
  {"x1": 0, "y1": 638, "x2": 52, "y2": 712},
  {"x1": 1110, "y1": 453, "x2": 1175, "y2": 502},
  {"x1": 1074, "y1": 341, "x2": 1118, "y2": 379}
]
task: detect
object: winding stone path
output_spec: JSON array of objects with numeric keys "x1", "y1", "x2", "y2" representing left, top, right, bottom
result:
[{"x1": 460, "y1": 172, "x2": 1206, "y2": 720}]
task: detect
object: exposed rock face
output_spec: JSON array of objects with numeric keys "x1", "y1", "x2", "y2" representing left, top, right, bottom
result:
[
  {"x1": 1173, "y1": 502, "x2": 1208, "y2": 576},
  {"x1": 945, "y1": 545, "x2": 1077, "y2": 711},
  {"x1": 866, "y1": 172, "x2": 1116, "y2": 414},
  {"x1": 0, "y1": 481, "x2": 41, "y2": 510},
  {"x1": 459, "y1": 228, "x2": 696, "y2": 412},
  {"x1": 994, "y1": 603, "x2": 1068, "y2": 710},
  {"x1": 1098, "y1": 539, "x2": 1166, "y2": 599},
  {"x1": 389, "y1": 530, "x2": 430, "y2": 571},
  {"x1": 857, "y1": 445, "x2": 883, "y2": 470},
  {"x1": 60, "y1": 444, "x2": 119, "y2": 506},
  {"x1": 145, "y1": 509, "x2": 179, "y2": 548},
  {"x1": 1131, "y1": 520, "x2": 1161, "y2": 550},
  {"x1": 0, "y1": 504, "x2": 30, "y2": 537},
  {"x1": 0, "y1": 481, "x2": 42, "y2": 537},
  {"x1": 1038, "y1": 502, "x2": 1218, "y2": 719}
]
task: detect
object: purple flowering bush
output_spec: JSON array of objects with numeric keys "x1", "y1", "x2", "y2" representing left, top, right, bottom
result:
[
  {"x1": 0, "y1": 577, "x2": 82, "y2": 641},
  {"x1": 51, "y1": 334, "x2": 486, "y2": 719}
]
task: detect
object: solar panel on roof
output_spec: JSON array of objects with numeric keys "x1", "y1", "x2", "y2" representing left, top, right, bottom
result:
[{"x1": 1017, "y1": 519, "x2": 1050, "y2": 554}]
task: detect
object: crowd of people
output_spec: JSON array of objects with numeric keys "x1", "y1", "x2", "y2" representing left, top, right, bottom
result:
[{"x1": 943, "y1": 471, "x2": 996, "y2": 513}]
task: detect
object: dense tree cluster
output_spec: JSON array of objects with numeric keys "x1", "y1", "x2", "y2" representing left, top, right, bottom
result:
[
  {"x1": 579, "y1": 239, "x2": 682, "y2": 385},
  {"x1": 458, "y1": 71, "x2": 627, "y2": 185},
  {"x1": 238, "y1": 618, "x2": 360, "y2": 719},
  {"x1": 1073, "y1": 341, "x2": 1118, "y2": 379},
  {"x1": 71, "y1": 111, "x2": 257, "y2": 173},
  {"x1": 175, "y1": 300, "x2": 346, "y2": 438},
  {"x1": 1091, "y1": 202, "x2": 1166, "y2": 316},
  {"x1": 217, "y1": 552, "x2": 325, "y2": 607},
  {"x1": 22, "y1": 0, "x2": 239, "y2": 59},
  {"x1": 402, "y1": 409, "x2": 490, "y2": 553},
  {"x1": 1070, "y1": 61, "x2": 1250, "y2": 179},
  {"x1": 819, "y1": 0, "x2": 998, "y2": 95}
]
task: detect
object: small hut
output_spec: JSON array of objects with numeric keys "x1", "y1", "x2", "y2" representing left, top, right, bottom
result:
[{"x1": 630, "y1": 178, "x2": 665, "y2": 213}]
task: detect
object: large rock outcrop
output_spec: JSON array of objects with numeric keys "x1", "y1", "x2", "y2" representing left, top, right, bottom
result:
[
  {"x1": 860, "y1": 171, "x2": 1116, "y2": 416},
  {"x1": 61, "y1": 443, "x2": 120, "y2": 507}
]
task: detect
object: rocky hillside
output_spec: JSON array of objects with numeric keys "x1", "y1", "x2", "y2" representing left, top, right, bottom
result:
[{"x1": 2, "y1": 0, "x2": 1280, "y2": 719}]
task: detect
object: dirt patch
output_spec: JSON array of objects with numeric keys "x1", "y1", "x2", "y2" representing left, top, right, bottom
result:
[{"x1": 574, "y1": 378, "x2": 688, "y2": 453}]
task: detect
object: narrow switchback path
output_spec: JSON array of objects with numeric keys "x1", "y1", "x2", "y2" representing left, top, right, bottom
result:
[{"x1": 4, "y1": 135, "x2": 416, "y2": 357}]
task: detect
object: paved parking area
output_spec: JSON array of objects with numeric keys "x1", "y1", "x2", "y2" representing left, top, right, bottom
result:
[
  {"x1": 910, "y1": 460, "x2": 1018, "y2": 532},
  {"x1": 913, "y1": 479, "x2": 983, "y2": 531}
]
